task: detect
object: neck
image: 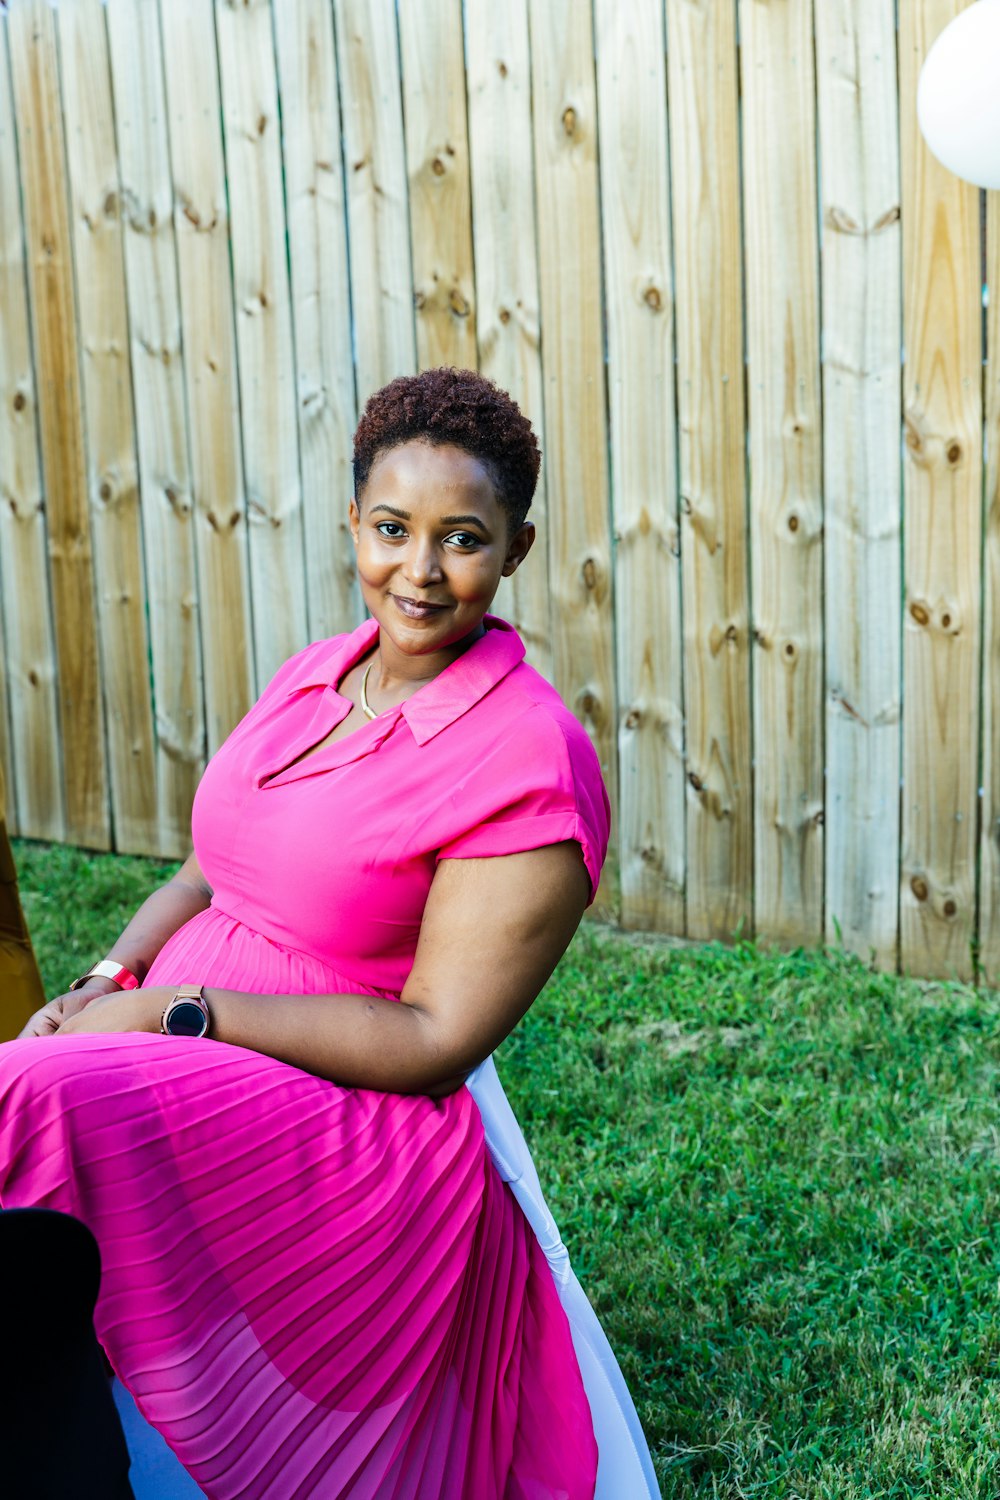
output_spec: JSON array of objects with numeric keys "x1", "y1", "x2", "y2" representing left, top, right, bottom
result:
[{"x1": 372, "y1": 621, "x2": 487, "y2": 695}]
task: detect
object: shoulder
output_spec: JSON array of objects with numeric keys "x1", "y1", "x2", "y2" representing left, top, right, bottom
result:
[
  {"x1": 483, "y1": 660, "x2": 605, "y2": 786},
  {"x1": 218, "y1": 631, "x2": 362, "y2": 744},
  {"x1": 437, "y1": 668, "x2": 610, "y2": 901},
  {"x1": 256, "y1": 626, "x2": 367, "y2": 703},
  {"x1": 455, "y1": 662, "x2": 610, "y2": 845}
]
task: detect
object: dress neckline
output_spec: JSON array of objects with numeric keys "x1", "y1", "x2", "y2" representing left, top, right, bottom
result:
[{"x1": 257, "y1": 615, "x2": 524, "y2": 787}]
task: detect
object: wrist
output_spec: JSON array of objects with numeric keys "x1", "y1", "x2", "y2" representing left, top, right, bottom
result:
[
  {"x1": 70, "y1": 958, "x2": 144, "y2": 992},
  {"x1": 159, "y1": 985, "x2": 211, "y2": 1038},
  {"x1": 105, "y1": 986, "x2": 168, "y2": 1033},
  {"x1": 140, "y1": 988, "x2": 171, "y2": 1033},
  {"x1": 74, "y1": 976, "x2": 121, "y2": 1001}
]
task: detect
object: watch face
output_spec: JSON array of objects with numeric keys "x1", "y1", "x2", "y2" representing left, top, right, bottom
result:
[{"x1": 166, "y1": 1000, "x2": 207, "y2": 1037}]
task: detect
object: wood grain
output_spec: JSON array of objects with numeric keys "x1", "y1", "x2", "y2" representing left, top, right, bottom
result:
[
  {"x1": 898, "y1": 0, "x2": 983, "y2": 979},
  {"x1": 398, "y1": 0, "x2": 477, "y2": 372},
  {"x1": 594, "y1": 0, "x2": 683, "y2": 933},
  {"x1": 159, "y1": 0, "x2": 253, "y2": 753},
  {"x1": 0, "y1": 593, "x2": 10, "y2": 838},
  {"x1": 215, "y1": 0, "x2": 307, "y2": 687},
  {"x1": 272, "y1": 0, "x2": 359, "y2": 642},
  {"x1": 528, "y1": 0, "x2": 618, "y2": 917},
  {"x1": 740, "y1": 0, "x2": 824, "y2": 944},
  {"x1": 0, "y1": 10, "x2": 63, "y2": 840},
  {"x1": 8, "y1": 0, "x2": 109, "y2": 848},
  {"x1": 816, "y1": 0, "x2": 902, "y2": 968},
  {"x1": 464, "y1": 0, "x2": 551, "y2": 678},
  {"x1": 106, "y1": 0, "x2": 204, "y2": 857},
  {"x1": 333, "y1": 0, "x2": 415, "y2": 402},
  {"x1": 57, "y1": 0, "x2": 158, "y2": 855},
  {"x1": 665, "y1": 0, "x2": 751, "y2": 941},
  {"x1": 980, "y1": 192, "x2": 1000, "y2": 980}
]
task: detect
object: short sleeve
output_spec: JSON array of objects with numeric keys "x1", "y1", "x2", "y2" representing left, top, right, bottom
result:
[{"x1": 436, "y1": 707, "x2": 610, "y2": 904}]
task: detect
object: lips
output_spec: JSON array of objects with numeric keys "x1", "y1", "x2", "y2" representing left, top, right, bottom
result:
[{"x1": 391, "y1": 595, "x2": 449, "y2": 620}]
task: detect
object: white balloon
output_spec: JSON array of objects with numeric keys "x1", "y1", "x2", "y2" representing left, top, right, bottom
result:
[{"x1": 917, "y1": 0, "x2": 1000, "y2": 189}]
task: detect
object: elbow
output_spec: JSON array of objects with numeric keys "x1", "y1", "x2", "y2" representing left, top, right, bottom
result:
[
  {"x1": 402, "y1": 1002, "x2": 472, "y2": 1098},
  {"x1": 166, "y1": 872, "x2": 212, "y2": 905},
  {"x1": 423, "y1": 1070, "x2": 470, "y2": 1100}
]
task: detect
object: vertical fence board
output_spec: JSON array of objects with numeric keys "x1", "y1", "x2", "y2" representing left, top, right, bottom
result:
[
  {"x1": 0, "y1": 522, "x2": 9, "y2": 824},
  {"x1": 816, "y1": 0, "x2": 902, "y2": 967},
  {"x1": 0, "y1": 155, "x2": 11, "y2": 829},
  {"x1": 665, "y1": 0, "x2": 751, "y2": 941},
  {"x1": 0, "y1": 13, "x2": 63, "y2": 841},
  {"x1": 980, "y1": 196, "x2": 1000, "y2": 980},
  {"x1": 57, "y1": 0, "x2": 158, "y2": 855},
  {"x1": 0, "y1": 416, "x2": 11, "y2": 831},
  {"x1": 529, "y1": 0, "x2": 618, "y2": 915},
  {"x1": 333, "y1": 0, "x2": 415, "y2": 403},
  {"x1": 272, "y1": 0, "x2": 359, "y2": 642},
  {"x1": 159, "y1": 0, "x2": 253, "y2": 754},
  {"x1": 215, "y1": 0, "x2": 307, "y2": 687},
  {"x1": 898, "y1": 0, "x2": 983, "y2": 979},
  {"x1": 465, "y1": 0, "x2": 552, "y2": 678},
  {"x1": 106, "y1": 0, "x2": 203, "y2": 857},
  {"x1": 398, "y1": 0, "x2": 477, "y2": 372},
  {"x1": 595, "y1": 0, "x2": 684, "y2": 933},
  {"x1": 740, "y1": 0, "x2": 824, "y2": 945},
  {"x1": 8, "y1": 0, "x2": 109, "y2": 848},
  {"x1": 0, "y1": 591, "x2": 11, "y2": 838}
]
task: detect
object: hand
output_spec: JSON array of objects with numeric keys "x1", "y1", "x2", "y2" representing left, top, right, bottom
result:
[
  {"x1": 17, "y1": 978, "x2": 120, "y2": 1039},
  {"x1": 52, "y1": 987, "x2": 170, "y2": 1038}
]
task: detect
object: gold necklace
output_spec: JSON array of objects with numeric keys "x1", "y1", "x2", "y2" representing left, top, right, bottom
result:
[{"x1": 359, "y1": 657, "x2": 378, "y2": 720}]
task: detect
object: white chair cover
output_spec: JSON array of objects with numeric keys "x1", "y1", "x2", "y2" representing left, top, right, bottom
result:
[{"x1": 466, "y1": 1056, "x2": 661, "y2": 1499}]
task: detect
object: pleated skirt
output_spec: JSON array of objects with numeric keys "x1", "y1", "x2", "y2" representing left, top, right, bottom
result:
[{"x1": 0, "y1": 907, "x2": 597, "y2": 1498}]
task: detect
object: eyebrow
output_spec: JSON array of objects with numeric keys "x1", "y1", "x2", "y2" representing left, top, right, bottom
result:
[
  {"x1": 440, "y1": 514, "x2": 489, "y2": 529},
  {"x1": 369, "y1": 503, "x2": 489, "y2": 530}
]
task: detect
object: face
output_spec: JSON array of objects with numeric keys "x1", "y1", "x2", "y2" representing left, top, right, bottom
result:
[{"x1": 349, "y1": 440, "x2": 534, "y2": 659}]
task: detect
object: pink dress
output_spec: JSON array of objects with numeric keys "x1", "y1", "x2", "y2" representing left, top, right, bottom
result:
[{"x1": 0, "y1": 617, "x2": 610, "y2": 1499}]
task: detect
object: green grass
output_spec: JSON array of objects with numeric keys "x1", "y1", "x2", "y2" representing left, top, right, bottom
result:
[{"x1": 13, "y1": 839, "x2": 1000, "y2": 1498}]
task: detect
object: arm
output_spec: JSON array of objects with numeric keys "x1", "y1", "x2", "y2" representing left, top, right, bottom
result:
[
  {"x1": 57, "y1": 842, "x2": 589, "y2": 1095},
  {"x1": 18, "y1": 852, "x2": 213, "y2": 1037}
]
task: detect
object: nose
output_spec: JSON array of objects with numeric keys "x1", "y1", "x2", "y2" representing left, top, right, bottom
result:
[{"x1": 405, "y1": 537, "x2": 444, "y2": 588}]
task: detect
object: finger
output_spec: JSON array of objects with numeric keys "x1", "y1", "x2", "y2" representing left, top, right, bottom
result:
[{"x1": 16, "y1": 1011, "x2": 59, "y2": 1039}]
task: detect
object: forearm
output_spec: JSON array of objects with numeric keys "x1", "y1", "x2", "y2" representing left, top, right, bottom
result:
[
  {"x1": 62, "y1": 847, "x2": 587, "y2": 1088},
  {"x1": 22, "y1": 863, "x2": 213, "y2": 1037},
  {"x1": 82, "y1": 868, "x2": 211, "y2": 991},
  {"x1": 201, "y1": 988, "x2": 465, "y2": 1096}
]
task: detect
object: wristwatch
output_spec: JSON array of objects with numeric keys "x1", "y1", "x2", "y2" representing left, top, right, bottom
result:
[
  {"x1": 69, "y1": 959, "x2": 140, "y2": 992},
  {"x1": 160, "y1": 985, "x2": 211, "y2": 1038}
]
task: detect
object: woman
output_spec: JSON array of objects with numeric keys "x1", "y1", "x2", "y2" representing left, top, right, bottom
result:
[{"x1": 0, "y1": 370, "x2": 657, "y2": 1498}]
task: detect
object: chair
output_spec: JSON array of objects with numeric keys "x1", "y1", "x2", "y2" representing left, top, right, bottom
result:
[
  {"x1": 0, "y1": 758, "x2": 45, "y2": 1040},
  {"x1": 0, "y1": 1208, "x2": 135, "y2": 1499}
]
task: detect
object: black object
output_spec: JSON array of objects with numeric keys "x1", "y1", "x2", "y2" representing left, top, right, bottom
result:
[{"x1": 0, "y1": 1207, "x2": 134, "y2": 1499}]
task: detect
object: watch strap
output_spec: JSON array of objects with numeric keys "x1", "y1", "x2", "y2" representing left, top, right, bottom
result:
[
  {"x1": 160, "y1": 985, "x2": 210, "y2": 1038},
  {"x1": 69, "y1": 959, "x2": 141, "y2": 992}
]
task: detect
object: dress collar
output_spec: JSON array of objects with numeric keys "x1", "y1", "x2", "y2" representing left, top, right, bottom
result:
[{"x1": 290, "y1": 614, "x2": 526, "y2": 745}]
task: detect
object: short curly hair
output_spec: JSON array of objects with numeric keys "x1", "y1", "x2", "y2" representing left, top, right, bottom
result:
[{"x1": 353, "y1": 368, "x2": 541, "y2": 530}]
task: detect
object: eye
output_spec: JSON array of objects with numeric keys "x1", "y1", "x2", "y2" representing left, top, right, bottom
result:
[
  {"x1": 376, "y1": 521, "x2": 406, "y2": 539},
  {"x1": 446, "y1": 531, "x2": 481, "y2": 550}
]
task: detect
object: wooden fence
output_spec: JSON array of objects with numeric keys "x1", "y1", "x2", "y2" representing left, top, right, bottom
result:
[{"x1": 0, "y1": 0, "x2": 996, "y2": 980}]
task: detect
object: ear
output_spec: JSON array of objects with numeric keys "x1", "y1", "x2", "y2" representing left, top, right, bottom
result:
[
  {"x1": 501, "y1": 522, "x2": 535, "y2": 577},
  {"x1": 349, "y1": 496, "x2": 360, "y2": 547}
]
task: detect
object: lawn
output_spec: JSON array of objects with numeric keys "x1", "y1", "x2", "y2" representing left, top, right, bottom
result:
[{"x1": 13, "y1": 840, "x2": 1000, "y2": 1499}]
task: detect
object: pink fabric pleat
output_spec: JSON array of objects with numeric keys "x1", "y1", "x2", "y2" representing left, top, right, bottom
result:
[{"x1": 0, "y1": 907, "x2": 597, "y2": 1499}]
